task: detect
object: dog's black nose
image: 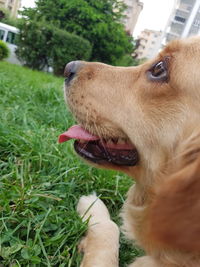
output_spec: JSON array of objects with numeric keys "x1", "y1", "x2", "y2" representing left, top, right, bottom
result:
[{"x1": 64, "y1": 61, "x2": 82, "y2": 84}]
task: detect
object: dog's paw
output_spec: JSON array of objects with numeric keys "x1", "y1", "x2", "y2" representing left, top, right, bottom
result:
[{"x1": 77, "y1": 194, "x2": 110, "y2": 222}]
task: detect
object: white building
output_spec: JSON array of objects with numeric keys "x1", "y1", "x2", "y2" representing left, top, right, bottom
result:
[
  {"x1": 0, "y1": 0, "x2": 21, "y2": 18},
  {"x1": 165, "y1": 0, "x2": 200, "y2": 43},
  {"x1": 0, "y1": 22, "x2": 20, "y2": 64},
  {"x1": 135, "y1": 29, "x2": 163, "y2": 60},
  {"x1": 123, "y1": 0, "x2": 143, "y2": 35}
]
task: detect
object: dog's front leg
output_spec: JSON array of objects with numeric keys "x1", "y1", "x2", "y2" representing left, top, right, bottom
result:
[
  {"x1": 129, "y1": 256, "x2": 159, "y2": 267},
  {"x1": 77, "y1": 195, "x2": 120, "y2": 267}
]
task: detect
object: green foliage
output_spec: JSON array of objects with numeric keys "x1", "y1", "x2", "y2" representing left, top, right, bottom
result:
[
  {"x1": 16, "y1": 20, "x2": 92, "y2": 75},
  {"x1": 0, "y1": 61, "x2": 143, "y2": 266},
  {"x1": 0, "y1": 40, "x2": 9, "y2": 60},
  {"x1": 51, "y1": 26, "x2": 92, "y2": 75},
  {"x1": 21, "y1": 0, "x2": 134, "y2": 65},
  {"x1": 115, "y1": 54, "x2": 139, "y2": 67},
  {"x1": 0, "y1": 7, "x2": 19, "y2": 27}
]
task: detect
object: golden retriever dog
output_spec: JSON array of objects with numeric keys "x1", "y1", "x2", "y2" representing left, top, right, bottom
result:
[{"x1": 59, "y1": 36, "x2": 200, "y2": 267}]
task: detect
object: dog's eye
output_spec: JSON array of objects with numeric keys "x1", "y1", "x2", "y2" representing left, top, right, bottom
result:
[{"x1": 147, "y1": 60, "x2": 169, "y2": 82}]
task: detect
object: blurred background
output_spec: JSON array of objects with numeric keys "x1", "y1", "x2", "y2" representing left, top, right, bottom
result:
[{"x1": 1, "y1": 0, "x2": 200, "y2": 72}]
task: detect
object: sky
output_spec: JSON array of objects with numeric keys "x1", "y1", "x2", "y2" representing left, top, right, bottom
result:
[
  {"x1": 21, "y1": 0, "x2": 35, "y2": 8},
  {"x1": 133, "y1": 0, "x2": 175, "y2": 37},
  {"x1": 21, "y1": 0, "x2": 175, "y2": 37}
]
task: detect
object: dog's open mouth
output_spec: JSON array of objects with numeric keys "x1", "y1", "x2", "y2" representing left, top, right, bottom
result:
[{"x1": 59, "y1": 125, "x2": 139, "y2": 166}]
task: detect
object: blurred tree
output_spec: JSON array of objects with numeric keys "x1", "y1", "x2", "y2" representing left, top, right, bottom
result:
[
  {"x1": 16, "y1": 20, "x2": 92, "y2": 75},
  {"x1": 21, "y1": 0, "x2": 135, "y2": 65}
]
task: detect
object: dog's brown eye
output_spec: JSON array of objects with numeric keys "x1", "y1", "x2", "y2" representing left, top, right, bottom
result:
[{"x1": 147, "y1": 60, "x2": 169, "y2": 82}]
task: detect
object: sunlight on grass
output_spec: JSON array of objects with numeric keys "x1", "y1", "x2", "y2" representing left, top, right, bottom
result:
[{"x1": 0, "y1": 62, "x2": 142, "y2": 266}]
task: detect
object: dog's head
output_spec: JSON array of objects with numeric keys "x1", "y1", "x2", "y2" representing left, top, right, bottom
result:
[{"x1": 59, "y1": 36, "x2": 200, "y2": 179}]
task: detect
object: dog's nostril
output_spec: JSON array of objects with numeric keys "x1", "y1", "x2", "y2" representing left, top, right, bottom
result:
[
  {"x1": 65, "y1": 72, "x2": 76, "y2": 84},
  {"x1": 68, "y1": 71, "x2": 76, "y2": 80}
]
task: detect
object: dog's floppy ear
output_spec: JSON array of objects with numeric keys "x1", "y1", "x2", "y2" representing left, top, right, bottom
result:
[{"x1": 147, "y1": 150, "x2": 200, "y2": 252}]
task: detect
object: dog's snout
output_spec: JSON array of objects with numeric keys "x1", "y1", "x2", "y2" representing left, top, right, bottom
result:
[
  {"x1": 64, "y1": 61, "x2": 82, "y2": 84},
  {"x1": 65, "y1": 61, "x2": 80, "y2": 76}
]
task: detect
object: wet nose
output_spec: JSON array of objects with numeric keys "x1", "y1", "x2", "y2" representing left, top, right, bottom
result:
[{"x1": 64, "y1": 61, "x2": 82, "y2": 84}]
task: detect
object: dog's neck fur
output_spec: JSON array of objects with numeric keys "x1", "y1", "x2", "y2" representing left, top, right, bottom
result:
[{"x1": 127, "y1": 121, "x2": 200, "y2": 209}]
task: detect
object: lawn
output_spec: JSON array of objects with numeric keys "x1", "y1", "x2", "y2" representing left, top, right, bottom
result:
[{"x1": 0, "y1": 61, "x2": 142, "y2": 266}]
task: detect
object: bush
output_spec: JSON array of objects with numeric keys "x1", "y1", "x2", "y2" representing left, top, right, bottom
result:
[
  {"x1": 51, "y1": 27, "x2": 92, "y2": 75},
  {"x1": 0, "y1": 40, "x2": 9, "y2": 60},
  {"x1": 16, "y1": 20, "x2": 92, "y2": 75}
]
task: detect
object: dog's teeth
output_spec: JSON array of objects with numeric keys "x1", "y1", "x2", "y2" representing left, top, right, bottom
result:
[
  {"x1": 118, "y1": 138, "x2": 126, "y2": 144},
  {"x1": 107, "y1": 139, "x2": 114, "y2": 145}
]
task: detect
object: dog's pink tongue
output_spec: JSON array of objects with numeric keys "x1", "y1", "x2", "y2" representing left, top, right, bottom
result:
[{"x1": 58, "y1": 125, "x2": 99, "y2": 143}]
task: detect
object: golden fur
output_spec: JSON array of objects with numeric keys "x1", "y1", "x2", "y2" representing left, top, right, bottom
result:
[{"x1": 64, "y1": 36, "x2": 200, "y2": 266}]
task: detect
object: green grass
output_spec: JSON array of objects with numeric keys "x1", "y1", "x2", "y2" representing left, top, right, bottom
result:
[{"x1": 0, "y1": 61, "x2": 143, "y2": 266}]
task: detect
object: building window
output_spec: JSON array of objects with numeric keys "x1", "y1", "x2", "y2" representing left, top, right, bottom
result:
[
  {"x1": 174, "y1": 16, "x2": 186, "y2": 23},
  {"x1": 170, "y1": 22, "x2": 184, "y2": 35},
  {"x1": 179, "y1": 3, "x2": 192, "y2": 12},
  {"x1": 193, "y1": 19, "x2": 200, "y2": 27},
  {"x1": 0, "y1": 29, "x2": 5, "y2": 40},
  {"x1": 6, "y1": 31, "x2": 17, "y2": 44}
]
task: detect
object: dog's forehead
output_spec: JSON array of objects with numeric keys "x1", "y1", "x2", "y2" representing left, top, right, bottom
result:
[{"x1": 161, "y1": 36, "x2": 200, "y2": 57}]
